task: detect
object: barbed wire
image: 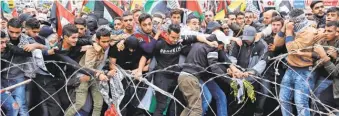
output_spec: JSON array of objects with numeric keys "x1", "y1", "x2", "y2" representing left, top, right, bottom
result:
[{"x1": 1, "y1": 45, "x2": 339, "y2": 116}]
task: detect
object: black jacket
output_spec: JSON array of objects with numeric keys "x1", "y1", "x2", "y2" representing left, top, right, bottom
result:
[
  {"x1": 181, "y1": 35, "x2": 232, "y2": 84},
  {"x1": 1, "y1": 43, "x2": 32, "y2": 70},
  {"x1": 49, "y1": 38, "x2": 95, "y2": 79},
  {"x1": 229, "y1": 38, "x2": 268, "y2": 76}
]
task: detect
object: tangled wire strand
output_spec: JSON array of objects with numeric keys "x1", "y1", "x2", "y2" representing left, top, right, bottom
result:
[{"x1": 1, "y1": 45, "x2": 339, "y2": 116}]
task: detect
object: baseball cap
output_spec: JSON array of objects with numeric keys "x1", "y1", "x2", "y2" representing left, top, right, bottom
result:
[
  {"x1": 242, "y1": 25, "x2": 257, "y2": 41},
  {"x1": 206, "y1": 21, "x2": 222, "y2": 34},
  {"x1": 39, "y1": 26, "x2": 54, "y2": 38}
]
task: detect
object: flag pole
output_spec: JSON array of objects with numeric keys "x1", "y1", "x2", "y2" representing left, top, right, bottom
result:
[{"x1": 0, "y1": 79, "x2": 32, "y2": 94}]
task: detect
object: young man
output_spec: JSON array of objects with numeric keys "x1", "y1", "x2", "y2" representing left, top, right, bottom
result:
[
  {"x1": 2, "y1": 18, "x2": 45, "y2": 116},
  {"x1": 114, "y1": 17, "x2": 123, "y2": 31},
  {"x1": 132, "y1": 9, "x2": 142, "y2": 25},
  {"x1": 229, "y1": 26, "x2": 268, "y2": 115},
  {"x1": 277, "y1": 9, "x2": 320, "y2": 116},
  {"x1": 245, "y1": 11, "x2": 265, "y2": 32},
  {"x1": 1, "y1": 17, "x2": 8, "y2": 31},
  {"x1": 311, "y1": 0, "x2": 326, "y2": 28},
  {"x1": 313, "y1": 22, "x2": 339, "y2": 116},
  {"x1": 177, "y1": 33, "x2": 239, "y2": 116},
  {"x1": 229, "y1": 12, "x2": 245, "y2": 37},
  {"x1": 109, "y1": 35, "x2": 146, "y2": 116},
  {"x1": 256, "y1": 16, "x2": 287, "y2": 115},
  {"x1": 70, "y1": 17, "x2": 93, "y2": 62},
  {"x1": 170, "y1": 9, "x2": 182, "y2": 25},
  {"x1": 325, "y1": 7, "x2": 339, "y2": 24},
  {"x1": 23, "y1": 18, "x2": 63, "y2": 116},
  {"x1": 51, "y1": 24, "x2": 108, "y2": 112},
  {"x1": 111, "y1": 13, "x2": 157, "y2": 116},
  {"x1": 65, "y1": 27, "x2": 111, "y2": 116},
  {"x1": 123, "y1": 11, "x2": 135, "y2": 35},
  {"x1": 0, "y1": 30, "x2": 33, "y2": 116},
  {"x1": 25, "y1": 18, "x2": 40, "y2": 39},
  {"x1": 204, "y1": 11, "x2": 215, "y2": 24},
  {"x1": 111, "y1": 12, "x2": 135, "y2": 44},
  {"x1": 151, "y1": 24, "x2": 218, "y2": 116},
  {"x1": 74, "y1": 17, "x2": 91, "y2": 40},
  {"x1": 152, "y1": 13, "x2": 164, "y2": 30},
  {"x1": 313, "y1": 21, "x2": 338, "y2": 98}
]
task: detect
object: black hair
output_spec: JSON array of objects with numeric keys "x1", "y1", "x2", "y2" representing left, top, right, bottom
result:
[
  {"x1": 2, "y1": 17, "x2": 8, "y2": 22},
  {"x1": 272, "y1": 16, "x2": 284, "y2": 25},
  {"x1": 122, "y1": 11, "x2": 133, "y2": 17},
  {"x1": 326, "y1": 7, "x2": 339, "y2": 16},
  {"x1": 62, "y1": 24, "x2": 78, "y2": 38},
  {"x1": 7, "y1": 18, "x2": 23, "y2": 28},
  {"x1": 236, "y1": 12, "x2": 245, "y2": 17},
  {"x1": 289, "y1": 9, "x2": 304, "y2": 18},
  {"x1": 186, "y1": 14, "x2": 199, "y2": 24},
  {"x1": 167, "y1": 24, "x2": 180, "y2": 34},
  {"x1": 74, "y1": 17, "x2": 86, "y2": 26},
  {"x1": 25, "y1": 18, "x2": 40, "y2": 29},
  {"x1": 227, "y1": 12, "x2": 235, "y2": 18},
  {"x1": 138, "y1": 13, "x2": 152, "y2": 24},
  {"x1": 336, "y1": 21, "x2": 339, "y2": 27},
  {"x1": 170, "y1": 8, "x2": 182, "y2": 17},
  {"x1": 132, "y1": 9, "x2": 142, "y2": 15},
  {"x1": 245, "y1": 11, "x2": 253, "y2": 14},
  {"x1": 310, "y1": 0, "x2": 323, "y2": 9},
  {"x1": 1, "y1": 31, "x2": 6, "y2": 38},
  {"x1": 153, "y1": 13, "x2": 163, "y2": 19},
  {"x1": 326, "y1": 21, "x2": 337, "y2": 27},
  {"x1": 96, "y1": 27, "x2": 111, "y2": 40},
  {"x1": 114, "y1": 17, "x2": 122, "y2": 21}
]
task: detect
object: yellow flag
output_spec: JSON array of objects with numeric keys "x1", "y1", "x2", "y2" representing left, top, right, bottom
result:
[
  {"x1": 214, "y1": 9, "x2": 226, "y2": 21},
  {"x1": 130, "y1": 0, "x2": 144, "y2": 10},
  {"x1": 228, "y1": 0, "x2": 247, "y2": 12}
]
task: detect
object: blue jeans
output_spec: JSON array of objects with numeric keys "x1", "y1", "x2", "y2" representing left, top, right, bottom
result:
[
  {"x1": 200, "y1": 80, "x2": 228, "y2": 116},
  {"x1": 313, "y1": 76, "x2": 332, "y2": 98},
  {"x1": 1, "y1": 92, "x2": 19, "y2": 116},
  {"x1": 279, "y1": 68, "x2": 315, "y2": 116},
  {"x1": 1, "y1": 77, "x2": 29, "y2": 116},
  {"x1": 200, "y1": 80, "x2": 212, "y2": 116},
  {"x1": 74, "y1": 110, "x2": 89, "y2": 116}
]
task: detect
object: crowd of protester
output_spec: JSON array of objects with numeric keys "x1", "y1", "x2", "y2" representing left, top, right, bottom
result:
[{"x1": 1, "y1": 1, "x2": 339, "y2": 116}]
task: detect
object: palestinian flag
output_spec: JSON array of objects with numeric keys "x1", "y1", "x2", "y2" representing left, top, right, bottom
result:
[
  {"x1": 50, "y1": 1, "x2": 75, "y2": 36},
  {"x1": 180, "y1": 0, "x2": 204, "y2": 21},
  {"x1": 0, "y1": 0, "x2": 11, "y2": 13},
  {"x1": 82, "y1": 0, "x2": 123, "y2": 23},
  {"x1": 11, "y1": 8, "x2": 18, "y2": 18},
  {"x1": 144, "y1": 0, "x2": 170, "y2": 15},
  {"x1": 214, "y1": 0, "x2": 228, "y2": 21}
]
